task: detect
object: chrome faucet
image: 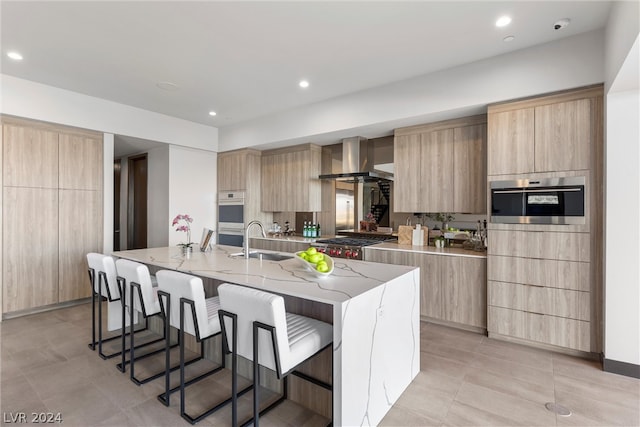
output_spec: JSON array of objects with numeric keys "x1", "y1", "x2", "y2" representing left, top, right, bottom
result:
[{"x1": 244, "y1": 220, "x2": 266, "y2": 259}]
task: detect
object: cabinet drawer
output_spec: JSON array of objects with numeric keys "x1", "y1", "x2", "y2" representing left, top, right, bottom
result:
[
  {"x1": 489, "y1": 306, "x2": 590, "y2": 351},
  {"x1": 488, "y1": 230, "x2": 590, "y2": 262},
  {"x1": 488, "y1": 255, "x2": 590, "y2": 291},
  {"x1": 489, "y1": 281, "x2": 590, "y2": 321}
]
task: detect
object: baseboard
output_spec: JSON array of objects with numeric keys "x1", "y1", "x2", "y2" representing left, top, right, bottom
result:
[
  {"x1": 2, "y1": 298, "x2": 91, "y2": 320},
  {"x1": 603, "y1": 358, "x2": 640, "y2": 379}
]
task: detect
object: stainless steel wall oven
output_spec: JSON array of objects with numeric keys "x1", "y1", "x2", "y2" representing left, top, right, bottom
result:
[
  {"x1": 217, "y1": 191, "x2": 245, "y2": 246},
  {"x1": 491, "y1": 177, "x2": 585, "y2": 225}
]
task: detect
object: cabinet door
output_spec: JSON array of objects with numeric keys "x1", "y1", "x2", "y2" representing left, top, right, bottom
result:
[
  {"x1": 421, "y1": 129, "x2": 454, "y2": 212},
  {"x1": 59, "y1": 133, "x2": 103, "y2": 190},
  {"x1": 453, "y1": 124, "x2": 486, "y2": 213},
  {"x1": 261, "y1": 146, "x2": 321, "y2": 212},
  {"x1": 442, "y1": 256, "x2": 487, "y2": 328},
  {"x1": 535, "y1": 99, "x2": 591, "y2": 172},
  {"x1": 3, "y1": 124, "x2": 58, "y2": 188},
  {"x1": 218, "y1": 151, "x2": 248, "y2": 191},
  {"x1": 3, "y1": 187, "x2": 59, "y2": 312},
  {"x1": 420, "y1": 253, "x2": 443, "y2": 319},
  {"x1": 487, "y1": 108, "x2": 534, "y2": 175},
  {"x1": 393, "y1": 134, "x2": 422, "y2": 213},
  {"x1": 488, "y1": 255, "x2": 590, "y2": 292},
  {"x1": 59, "y1": 190, "x2": 103, "y2": 302}
]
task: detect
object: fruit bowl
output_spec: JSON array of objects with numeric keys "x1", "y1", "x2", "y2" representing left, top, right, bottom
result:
[{"x1": 294, "y1": 251, "x2": 334, "y2": 277}]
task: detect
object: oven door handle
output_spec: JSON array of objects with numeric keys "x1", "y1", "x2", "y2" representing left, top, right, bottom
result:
[
  {"x1": 494, "y1": 187, "x2": 582, "y2": 194},
  {"x1": 218, "y1": 228, "x2": 244, "y2": 235}
]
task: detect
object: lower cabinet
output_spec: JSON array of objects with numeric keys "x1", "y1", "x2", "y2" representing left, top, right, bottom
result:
[
  {"x1": 250, "y1": 238, "x2": 312, "y2": 254},
  {"x1": 365, "y1": 248, "x2": 487, "y2": 330}
]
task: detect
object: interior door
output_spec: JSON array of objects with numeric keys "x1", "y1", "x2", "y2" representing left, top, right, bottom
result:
[{"x1": 127, "y1": 154, "x2": 147, "y2": 249}]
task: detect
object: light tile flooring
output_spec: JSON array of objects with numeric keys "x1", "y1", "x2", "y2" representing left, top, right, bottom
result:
[{"x1": 1, "y1": 303, "x2": 639, "y2": 426}]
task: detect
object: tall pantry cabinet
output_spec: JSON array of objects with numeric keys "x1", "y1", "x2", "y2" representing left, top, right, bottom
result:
[
  {"x1": 486, "y1": 85, "x2": 603, "y2": 354},
  {"x1": 2, "y1": 116, "x2": 103, "y2": 316}
]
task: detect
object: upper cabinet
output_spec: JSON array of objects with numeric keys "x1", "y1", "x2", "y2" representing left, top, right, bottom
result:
[
  {"x1": 218, "y1": 148, "x2": 261, "y2": 192},
  {"x1": 488, "y1": 86, "x2": 600, "y2": 176},
  {"x1": 3, "y1": 124, "x2": 59, "y2": 188},
  {"x1": 394, "y1": 115, "x2": 487, "y2": 214},
  {"x1": 59, "y1": 133, "x2": 103, "y2": 190},
  {"x1": 261, "y1": 144, "x2": 321, "y2": 212},
  {"x1": 487, "y1": 108, "x2": 534, "y2": 175}
]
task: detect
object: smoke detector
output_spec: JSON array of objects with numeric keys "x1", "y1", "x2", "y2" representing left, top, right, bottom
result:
[{"x1": 554, "y1": 18, "x2": 571, "y2": 31}]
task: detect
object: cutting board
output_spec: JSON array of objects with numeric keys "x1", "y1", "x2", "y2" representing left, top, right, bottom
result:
[{"x1": 398, "y1": 225, "x2": 428, "y2": 245}]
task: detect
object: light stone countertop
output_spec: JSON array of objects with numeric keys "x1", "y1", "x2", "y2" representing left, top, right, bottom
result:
[
  {"x1": 113, "y1": 244, "x2": 417, "y2": 305},
  {"x1": 365, "y1": 241, "x2": 487, "y2": 259}
]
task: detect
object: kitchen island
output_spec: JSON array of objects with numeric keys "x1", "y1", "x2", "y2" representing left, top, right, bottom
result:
[{"x1": 113, "y1": 245, "x2": 420, "y2": 426}]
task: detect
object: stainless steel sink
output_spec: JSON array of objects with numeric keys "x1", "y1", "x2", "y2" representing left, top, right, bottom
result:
[{"x1": 231, "y1": 251, "x2": 293, "y2": 261}]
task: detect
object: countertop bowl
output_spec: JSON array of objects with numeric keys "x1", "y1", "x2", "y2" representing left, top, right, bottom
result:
[{"x1": 294, "y1": 251, "x2": 334, "y2": 277}]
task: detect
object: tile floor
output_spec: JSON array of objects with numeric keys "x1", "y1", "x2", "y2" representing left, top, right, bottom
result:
[{"x1": 1, "y1": 303, "x2": 638, "y2": 426}]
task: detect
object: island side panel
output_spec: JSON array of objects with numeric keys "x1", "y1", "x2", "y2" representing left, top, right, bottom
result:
[{"x1": 337, "y1": 268, "x2": 420, "y2": 426}]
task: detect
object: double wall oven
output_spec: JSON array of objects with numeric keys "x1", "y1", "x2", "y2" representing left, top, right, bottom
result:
[{"x1": 217, "y1": 191, "x2": 245, "y2": 247}]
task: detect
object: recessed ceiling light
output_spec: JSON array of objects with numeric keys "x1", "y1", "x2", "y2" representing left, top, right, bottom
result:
[
  {"x1": 503, "y1": 35, "x2": 515, "y2": 42},
  {"x1": 7, "y1": 51, "x2": 23, "y2": 61},
  {"x1": 496, "y1": 16, "x2": 512, "y2": 27},
  {"x1": 209, "y1": 111, "x2": 217, "y2": 116},
  {"x1": 299, "y1": 80, "x2": 309, "y2": 88}
]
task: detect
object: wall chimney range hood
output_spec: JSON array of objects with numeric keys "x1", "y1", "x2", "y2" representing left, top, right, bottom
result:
[{"x1": 319, "y1": 136, "x2": 393, "y2": 183}]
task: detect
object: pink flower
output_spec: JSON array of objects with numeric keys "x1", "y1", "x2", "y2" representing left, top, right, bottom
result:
[{"x1": 172, "y1": 214, "x2": 193, "y2": 247}]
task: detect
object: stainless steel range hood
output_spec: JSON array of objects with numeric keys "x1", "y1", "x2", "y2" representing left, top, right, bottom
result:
[{"x1": 319, "y1": 136, "x2": 393, "y2": 183}]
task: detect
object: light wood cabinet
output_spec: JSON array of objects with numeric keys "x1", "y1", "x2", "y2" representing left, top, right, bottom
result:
[
  {"x1": 534, "y1": 99, "x2": 591, "y2": 172},
  {"x1": 59, "y1": 190, "x2": 102, "y2": 302},
  {"x1": 261, "y1": 144, "x2": 321, "y2": 212},
  {"x1": 487, "y1": 108, "x2": 534, "y2": 176},
  {"x1": 394, "y1": 116, "x2": 487, "y2": 214},
  {"x1": 421, "y1": 129, "x2": 454, "y2": 212},
  {"x1": 393, "y1": 134, "x2": 422, "y2": 213},
  {"x1": 487, "y1": 228, "x2": 593, "y2": 351},
  {"x1": 2, "y1": 116, "x2": 103, "y2": 315},
  {"x1": 59, "y1": 133, "x2": 103, "y2": 190},
  {"x1": 488, "y1": 86, "x2": 600, "y2": 176},
  {"x1": 3, "y1": 187, "x2": 59, "y2": 312},
  {"x1": 217, "y1": 149, "x2": 271, "y2": 228},
  {"x1": 442, "y1": 256, "x2": 487, "y2": 328},
  {"x1": 364, "y1": 248, "x2": 486, "y2": 330},
  {"x1": 249, "y1": 238, "x2": 311, "y2": 254},
  {"x1": 488, "y1": 229, "x2": 590, "y2": 262},
  {"x1": 3, "y1": 124, "x2": 59, "y2": 188},
  {"x1": 453, "y1": 124, "x2": 487, "y2": 213}
]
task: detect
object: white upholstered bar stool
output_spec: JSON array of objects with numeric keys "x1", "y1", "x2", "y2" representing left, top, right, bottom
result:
[
  {"x1": 86, "y1": 253, "x2": 135, "y2": 359},
  {"x1": 155, "y1": 270, "x2": 232, "y2": 424},
  {"x1": 114, "y1": 259, "x2": 167, "y2": 384},
  {"x1": 217, "y1": 283, "x2": 333, "y2": 427}
]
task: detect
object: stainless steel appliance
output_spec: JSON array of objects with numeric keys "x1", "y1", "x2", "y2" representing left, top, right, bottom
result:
[
  {"x1": 218, "y1": 191, "x2": 245, "y2": 246},
  {"x1": 490, "y1": 177, "x2": 586, "y2": 225},
  {"x1": 312, "y1": 236, "x2": 397, "y2": 260}
]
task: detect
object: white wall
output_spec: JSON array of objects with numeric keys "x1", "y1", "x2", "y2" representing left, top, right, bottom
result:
[
  {"x1": 103, "y1": 134, "x2": 115, "y2": 253},
  {"x1": 604, "y1": 0, "x2": 640, "y2": 367},
  {"x1": 219, "y1": 30, "x2": 605, "y2": 151},
  {"x1": 147, "y1": 145, "x2": 171, "y2": 248},
  {"x1": 605, "y1": 88, "x2": 640, "y2": 366},
  {"x1": 0, "y1": 74, "x2": 218, "y2": 152},
  {"x1": 168, "y1": 146, "x2": 217, "y2": 247}
]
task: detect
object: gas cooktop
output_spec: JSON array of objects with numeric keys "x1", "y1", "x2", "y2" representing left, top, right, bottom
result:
[{"x1": 313, "y1": 236, "x2": 397, "y2": 260}]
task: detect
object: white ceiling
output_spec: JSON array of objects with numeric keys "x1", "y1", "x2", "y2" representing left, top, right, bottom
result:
[{"x1": 1, "y1": 1, "x2": 612, "y2": 133}]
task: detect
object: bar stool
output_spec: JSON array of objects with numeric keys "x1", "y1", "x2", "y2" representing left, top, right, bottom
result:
[
  {"x1": 114, "y1": 259, "x2": 168, "y2": 383},
  {"x1": 217, "y1": 283, "x2": 333, "y2": 427},
  {"x1": 86, "y1": 253, "x2": 137, "y2": 359},
  {"x1": 155, "y1": 270, "x2": 241, "y2": 424}
]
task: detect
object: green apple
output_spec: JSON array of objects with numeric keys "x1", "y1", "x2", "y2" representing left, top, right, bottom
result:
[
  {"x1": 305, "y1": 247, "x2": 317, "y2": 255},
  {"x1": 316, "y1": 263, "x2": 330, "y2": 273},
  {"x1": 308, "y1": 253, "x2": 324, "y2": 264},
  {"x1": 299, "y1": 252, "x2": 308, "y2": 260}
]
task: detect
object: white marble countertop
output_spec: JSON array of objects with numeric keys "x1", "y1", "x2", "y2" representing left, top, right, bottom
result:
[
  {"x1": 365, "y1": 242, "x2": 487, "y2": 259},
  {"x1": 113, "y1": 245, "x2": 417, "y2": 305}
]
